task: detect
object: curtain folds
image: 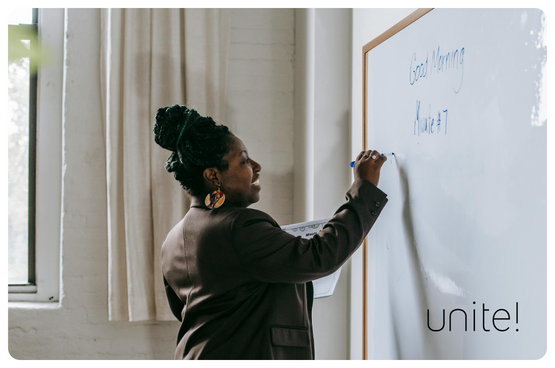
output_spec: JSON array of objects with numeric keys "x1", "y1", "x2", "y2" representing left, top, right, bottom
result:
[{"x1": 100, "y1": 8, "x2": 232, "y2": 321}]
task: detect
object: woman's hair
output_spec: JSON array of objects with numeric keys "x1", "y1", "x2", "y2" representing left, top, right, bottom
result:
[{"x1": 153, "y1": 104, "x2": 233, "y2": 196}]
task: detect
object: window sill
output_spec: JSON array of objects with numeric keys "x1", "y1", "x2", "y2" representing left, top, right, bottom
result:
[
  {"x1": 8, "y1": 284, "x2": 58, "y2": 303},
  {"x1": 8, "y1": 301, "x2": 61, "y2": 309},
  {"x1": 8, "y1": 284, "x2": 38, "y2": 294}
]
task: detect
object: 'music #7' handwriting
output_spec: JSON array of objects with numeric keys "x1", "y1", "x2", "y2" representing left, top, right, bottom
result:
[{"x1": 414, "y1": 100, "x2": 448, "y2": 136}]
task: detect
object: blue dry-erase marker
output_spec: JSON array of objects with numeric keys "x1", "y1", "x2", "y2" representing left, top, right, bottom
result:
[{"x1": 350, "y1": 152, "x2": 394, "y2": 167}]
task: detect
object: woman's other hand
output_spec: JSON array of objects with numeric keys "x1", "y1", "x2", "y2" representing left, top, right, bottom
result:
[{"x1": 353, "y1": 150, "x2": 387, "y2": 187}]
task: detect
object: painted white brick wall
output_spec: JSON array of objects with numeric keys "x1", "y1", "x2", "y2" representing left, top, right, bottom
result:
[
  {"x1": 8, "y1": 8, "x2": 295, "y2": 359},
  {"x1": 226, "y1": 9, "x2": 295, "y2": 226}
]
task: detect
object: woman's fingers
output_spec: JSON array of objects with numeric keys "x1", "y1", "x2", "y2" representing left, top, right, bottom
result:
[
  {"x1": 364, "y1": 150, "x2": 380, "y2": 160},
  {"x1": 356, "y1": 149, "x2": 387, "y2": 165}
]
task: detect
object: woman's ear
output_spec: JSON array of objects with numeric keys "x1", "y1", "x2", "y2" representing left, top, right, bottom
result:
[{"x1": 203, "y1": 168, "x2": 220, "y2": 188}]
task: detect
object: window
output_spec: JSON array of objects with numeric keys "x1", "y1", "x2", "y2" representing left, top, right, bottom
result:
[
  {"x1": 9, "y1": 8, "x2": 63, "y2": 302},
  {"x1": 8, "y1": 8, "x2": 38, "y2": 290}
]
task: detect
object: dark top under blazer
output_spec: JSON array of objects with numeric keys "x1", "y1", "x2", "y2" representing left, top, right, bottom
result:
[{"x1": 161, "y1": 179, "x2": 388, "y2": 359}]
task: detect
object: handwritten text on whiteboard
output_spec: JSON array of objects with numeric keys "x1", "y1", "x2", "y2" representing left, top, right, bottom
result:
[{"x1": 409, "y1": 46, "x2": 465, "y2": 94}]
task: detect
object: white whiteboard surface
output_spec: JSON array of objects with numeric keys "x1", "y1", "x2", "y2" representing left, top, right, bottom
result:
[{"x1": 364, "y1": 9, "x2": 546, "y2": 359}]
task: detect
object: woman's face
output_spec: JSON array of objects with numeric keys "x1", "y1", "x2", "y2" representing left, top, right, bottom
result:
[{"x1": 217, "y1": 135, "x2": 261, "y2": 207}]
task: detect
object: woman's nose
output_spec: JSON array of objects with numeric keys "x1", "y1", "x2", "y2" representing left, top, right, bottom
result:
[{"x1": 252, "y1": 159, "x2": 261, "y2": 172}]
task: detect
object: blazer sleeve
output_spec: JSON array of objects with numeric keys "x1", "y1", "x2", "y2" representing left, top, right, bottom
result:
[{"x1": 230, "y1": 179, "x2": 388, "y2": 283}]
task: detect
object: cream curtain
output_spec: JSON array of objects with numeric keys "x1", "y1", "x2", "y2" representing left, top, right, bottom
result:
[{"x1": 100, "y1": 8, "x2": 232, "y2": 321}]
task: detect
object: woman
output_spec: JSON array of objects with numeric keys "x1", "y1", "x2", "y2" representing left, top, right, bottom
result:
[{"x1": 154, "y1": 104, "x2": 388, "y2": 359}]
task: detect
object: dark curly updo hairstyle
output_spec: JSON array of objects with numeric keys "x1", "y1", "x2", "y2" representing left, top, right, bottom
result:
[{"x1": 153, "y1": 104, "x2": 233, "y2": 196}]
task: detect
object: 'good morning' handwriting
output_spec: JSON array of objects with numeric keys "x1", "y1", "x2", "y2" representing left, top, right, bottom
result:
[{"x1": 409, "y1": 46, "x2": 465, "y2": 94}]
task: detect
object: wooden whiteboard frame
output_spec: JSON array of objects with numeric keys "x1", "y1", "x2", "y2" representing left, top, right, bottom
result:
[{"x1": 361, "y1": 8, "x2": 433, "y2": 360}]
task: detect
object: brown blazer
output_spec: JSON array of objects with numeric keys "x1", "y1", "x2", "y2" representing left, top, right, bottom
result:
[{"x1": 161, "y1": 179, "x2": 388, "y2": 359}]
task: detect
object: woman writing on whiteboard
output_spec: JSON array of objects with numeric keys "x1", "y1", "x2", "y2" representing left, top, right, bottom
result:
[{"x1": 154, "y1": 104, "x2": 388, "y2": 359}]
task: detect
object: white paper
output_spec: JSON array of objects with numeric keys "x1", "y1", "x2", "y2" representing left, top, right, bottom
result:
[{"x1": 281, "y1": 218, "x2": 340, "y2": 299}]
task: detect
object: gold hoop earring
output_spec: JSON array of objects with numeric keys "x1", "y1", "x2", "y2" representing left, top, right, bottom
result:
[{"x1": 205, "y1": 184, "x2": 225, "y2": 209}]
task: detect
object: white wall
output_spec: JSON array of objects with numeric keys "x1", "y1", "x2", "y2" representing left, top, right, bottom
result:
[
  {"x1": 227, "y1": 9, "x2": 295, "y2": 226},
  {"x1": 349, "y1": 8, "x2": 418, "y2": 360},
  {"x1": 8, "y1": 8, "x2": 297, "y2": 359},
  {"x1": 311, "y1": 9, "x2": 353, "y2": 360}
]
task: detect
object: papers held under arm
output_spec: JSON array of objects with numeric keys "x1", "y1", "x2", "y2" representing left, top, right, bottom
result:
[{"x1": 281, "y1": 218, "x2": 340, "y2": 299}]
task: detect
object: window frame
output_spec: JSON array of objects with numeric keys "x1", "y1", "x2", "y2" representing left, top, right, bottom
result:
[
  {"x1": 9, "y1": 8, "x2": 64, "y2": 302},
  {"x1": 8, "y1": 9, "x2": 38, "y2": 291}
]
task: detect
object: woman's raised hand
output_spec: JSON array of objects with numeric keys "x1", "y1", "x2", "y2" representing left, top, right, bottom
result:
[{"x1": 353, "y1": 150, "x2": 387, "y2": 187}]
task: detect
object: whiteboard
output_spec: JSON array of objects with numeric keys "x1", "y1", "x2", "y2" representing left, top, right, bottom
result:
[{"x1": 363, "y1": 9, "x2": 546, "y2": 359}]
